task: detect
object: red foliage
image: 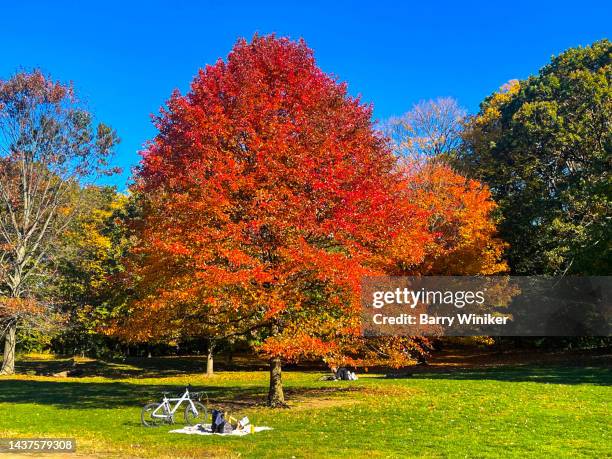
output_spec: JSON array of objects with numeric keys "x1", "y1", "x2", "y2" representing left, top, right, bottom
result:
[{"x1": 118, "y1": 35, "x2": 505, "y2": 367}]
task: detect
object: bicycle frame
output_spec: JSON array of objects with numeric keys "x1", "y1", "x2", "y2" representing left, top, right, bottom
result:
[{"x1": 151, "y1": 389, "x2": 200, "y2": 419}]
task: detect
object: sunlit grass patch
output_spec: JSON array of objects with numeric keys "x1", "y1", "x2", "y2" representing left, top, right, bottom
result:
[{"x1": 0, "y1": 356, "x2": 609, "y2": 458}]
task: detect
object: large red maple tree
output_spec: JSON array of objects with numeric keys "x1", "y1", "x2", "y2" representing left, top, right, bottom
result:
[{"x1": 118, "y1": 35, "x2": 505, "y2": 406}]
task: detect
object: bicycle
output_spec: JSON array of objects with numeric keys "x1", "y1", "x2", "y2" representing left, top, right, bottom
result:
[{"x1": 141, "y1": 386, "x2": 208, "y2": 427}]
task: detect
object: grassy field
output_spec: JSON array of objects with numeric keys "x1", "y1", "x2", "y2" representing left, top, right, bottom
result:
[{"x1": 0, "y1": 351, "x2": 610, "y2": 458}]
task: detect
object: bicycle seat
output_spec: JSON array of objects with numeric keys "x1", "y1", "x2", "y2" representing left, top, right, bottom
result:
[{"x1": 161, "y1": 391, "x2": 171, "y2": 395}]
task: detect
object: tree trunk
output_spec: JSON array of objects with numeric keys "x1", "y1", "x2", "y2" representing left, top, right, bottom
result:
[
  {"x1": 0, "y1": 322, "x2": 17, "y2": 375},
  {"x1": 267, "y1": 357, "x2": 286, "y2": 407},
  {"x1": 225, "y1": 341, "x2": 234, "y2": 366},
  {"x1": 206, "y1": 342, "x2": 214, "y2": 376}
]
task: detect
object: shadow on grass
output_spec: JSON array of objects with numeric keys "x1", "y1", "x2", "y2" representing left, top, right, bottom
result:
[
  {"x1": 4, "y1": 352, "x2": 609, "y2": 414},
  {"x1": 386, "y1": 364, "x2": 612, "y2": 386},
  {"x1": 0, "y1": 378, "x2": 354, "y2": 411},
  {"x1": 14, "y1": 356, "x2": 272, "y2": 379},
  {"x1": 14, "y1": 355, "x2": 327, "y2": 379},
  {"x1": 0, "y1": 378, "x2": 267, "y2": 410}
]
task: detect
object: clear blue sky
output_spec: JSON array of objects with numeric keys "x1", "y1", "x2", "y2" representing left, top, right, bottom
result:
[{"x1": 1, "y1": 1, "x2": 610, "y2": 189}]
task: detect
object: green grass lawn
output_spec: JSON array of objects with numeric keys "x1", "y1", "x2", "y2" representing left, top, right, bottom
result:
[{"x1": 0, "y1": 353, "x2": 610, "y2": 458}]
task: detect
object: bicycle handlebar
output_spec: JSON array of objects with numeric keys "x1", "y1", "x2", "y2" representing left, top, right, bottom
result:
[{"x1": 158, "y1": 388, "x2": 207, "y2": 402}]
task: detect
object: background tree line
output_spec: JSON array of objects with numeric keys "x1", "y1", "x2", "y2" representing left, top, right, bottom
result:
[{"x1": 0, "y1": 38, "x2": 609, "y2": 403}]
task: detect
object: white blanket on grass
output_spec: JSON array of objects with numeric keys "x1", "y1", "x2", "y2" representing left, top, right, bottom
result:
[{"x1": 170, "y1": 424, "x2": 273, "y2": 436}]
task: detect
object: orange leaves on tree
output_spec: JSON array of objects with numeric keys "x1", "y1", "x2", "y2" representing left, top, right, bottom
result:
[
  {"x1": 0, "y1": 297, "x2": 45, "y2": 318},
  {"x1": 116, "y1": 35, "x2": 507, "y2": 367},
  {"x1": 396, "y1": 162, "x2": 508, "y2": 276},
  {"x1": 118, "y1": 35, "x2": 403, "y2": 358}
]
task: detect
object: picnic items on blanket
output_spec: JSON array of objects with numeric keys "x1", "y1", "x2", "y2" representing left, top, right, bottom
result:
[
  {"x1": 210, "y1": 410, "x2": 257, "y2": 434},
  {"x1": 169, "y1": 423, "x2": 273, "y2": 436}
]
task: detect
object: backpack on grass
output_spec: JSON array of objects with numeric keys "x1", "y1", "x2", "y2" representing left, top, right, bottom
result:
[{"x1": 211, "y1": 409, "x2": 234, "y2": 433}]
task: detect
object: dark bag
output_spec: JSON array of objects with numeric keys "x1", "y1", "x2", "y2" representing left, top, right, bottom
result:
[
  {"x1": 210, "y1": 409, "x2": 233, "y2": 433},
  {"x1": 211, "y1": 409, "x2": 223, "y2": 432}
]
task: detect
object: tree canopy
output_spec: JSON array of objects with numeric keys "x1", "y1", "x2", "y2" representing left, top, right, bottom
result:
[
  {"x1": 0, "y1": 71, "x2": 119, "y2": 374},
  {"x1": 113, "y1": 35, "x2": 507, "y2": 405},
  {"x1": 458, "y1": 40, "x2": 611, "y2": 275}
]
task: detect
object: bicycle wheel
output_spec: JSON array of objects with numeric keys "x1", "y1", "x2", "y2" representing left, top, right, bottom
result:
[
  {"x1": 141, "y1": 403, "x2": 167, "y2": 427},
  {"x1": 184, "y1": 401, "x2": 208, "y2": 426}
]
